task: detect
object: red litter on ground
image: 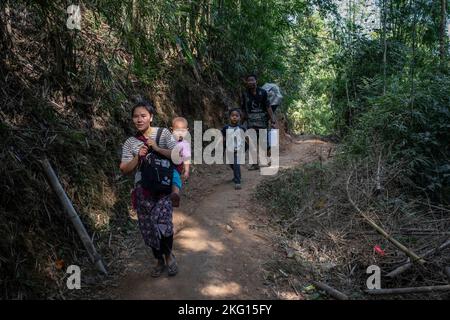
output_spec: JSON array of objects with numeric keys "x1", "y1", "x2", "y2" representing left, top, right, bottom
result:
[{"x1": 374, "y1": 245, "x2": 385, "y2": 256}]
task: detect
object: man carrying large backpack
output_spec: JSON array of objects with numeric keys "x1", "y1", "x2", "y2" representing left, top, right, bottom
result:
[{"x1": 241, "y1": 74, "x2": 277, "y2": 170}]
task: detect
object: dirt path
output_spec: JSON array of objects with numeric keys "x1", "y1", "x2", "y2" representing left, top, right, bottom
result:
[{"x1": 111, "y1": 138, "x2": 332, "y2": 300}]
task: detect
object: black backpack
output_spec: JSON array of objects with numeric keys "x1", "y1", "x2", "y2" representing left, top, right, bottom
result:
[{"x1": 137, "y1": 128, "x2": 174, "y2": 195}]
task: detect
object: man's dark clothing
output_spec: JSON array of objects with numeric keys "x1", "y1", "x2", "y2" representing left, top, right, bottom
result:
[{"x1": 241, "y1": 88, "x2": 270, "y2": 129}]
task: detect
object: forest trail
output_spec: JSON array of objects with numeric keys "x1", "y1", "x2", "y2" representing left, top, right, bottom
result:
[{"x1": 111, "y1": 137, "x2": 333, "y2": 300}]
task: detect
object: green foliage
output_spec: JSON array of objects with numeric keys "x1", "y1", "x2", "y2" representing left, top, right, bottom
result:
[
  {"x1": 85, "y1": 0, "x2": 327, "y2": 88},
  {"x1": 330, "y1": 38, "x2": 411, "y2": 131},
  {"x1": 295, "y1": 0, "x2": 450, "y2": 200},
  {"x1": 344, "y1": 71, "x2": 450, "y2": 199},
  {"x1": 285, "y1": 19, "x2": 337, "y2": 135},
  {"x1": 288, "y1": 94, "x2": 334, "y2": 135}
]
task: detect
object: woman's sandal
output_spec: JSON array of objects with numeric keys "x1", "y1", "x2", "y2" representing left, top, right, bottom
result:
[
  {"x1": 151, "y1": 259, "x2": 166, "y2": 278},
  {"x1": 167, "y1": 255, "x2": 178, "y2": 276}
]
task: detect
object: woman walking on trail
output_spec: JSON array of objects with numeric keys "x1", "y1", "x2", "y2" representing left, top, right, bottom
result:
[{"x1": 119, "y1": 101, "x2": 180, "y2": 277}]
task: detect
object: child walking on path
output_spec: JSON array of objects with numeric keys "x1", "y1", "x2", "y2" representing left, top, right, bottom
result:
[{"x1": 222, "y1": 109, "x2": 246, "y2": 190}]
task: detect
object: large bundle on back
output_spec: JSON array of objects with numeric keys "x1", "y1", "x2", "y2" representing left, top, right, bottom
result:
[{"x1": 262, "y1": 83, "x2": 283, "y2": 107}]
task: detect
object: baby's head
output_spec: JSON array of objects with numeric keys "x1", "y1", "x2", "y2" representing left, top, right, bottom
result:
[{"x1": 171, "y1": 117, "x2": 189, "y2": 141}]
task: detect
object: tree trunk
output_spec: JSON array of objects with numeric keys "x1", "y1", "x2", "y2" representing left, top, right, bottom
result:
[
  {"x1": 5, "y1": 1, "x2": 12, "y2": 35},
  {"x1": 1, "y1": 0, "x2": 13, "y2": 52},
  {"x1": 410, "y1": 0, "x2": 417, "y2": 110},
  {"x1": 382, "y1": 0, "x2": 388, "y2": 95},
  {"x1": 440, "y1": 0, "x2": 448, "y2": 66},
  {"x1": 132, "y1": 0, "x2": 139, "y2": 33}
]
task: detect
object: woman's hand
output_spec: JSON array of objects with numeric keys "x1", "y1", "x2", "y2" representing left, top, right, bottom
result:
[
  {"x1": 146, "y1": 138, "x2": 159, "y2": 150},
  {"x1": 138, "y1": 145, "x2": 149, "y2": 157},
  {"x1": 183, "y1": 170, "x2": 190, "y2": 182}
]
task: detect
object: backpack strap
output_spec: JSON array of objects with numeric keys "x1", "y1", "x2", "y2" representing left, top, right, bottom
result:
[
  {"x1": 134, "y1": 134, "x2": 147, "y2": 164},
  {"x1": 155, "y1": 127, "x2": 163, "y2": 147}
]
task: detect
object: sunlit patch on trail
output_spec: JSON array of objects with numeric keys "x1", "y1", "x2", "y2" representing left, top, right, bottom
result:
[
  {"x1": 200, "y1": 281, "x2": 241, "y2": 298},
  {"x1": 176, "y1": 227, "x2": 225, "y2": 254}
]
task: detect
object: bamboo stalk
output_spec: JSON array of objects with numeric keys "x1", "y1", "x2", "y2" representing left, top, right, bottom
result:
[
  {"x1": 346, "y1": 170, "x2": 425, "y2": 264},
  {"x1": 439, "y1": 0, "x2": 447, "y2": 66},
  {"x1": 41, "y1": 158, "x2": 107, "y2": 275},
  {"x1": 366, "y1": 285, "x2": 450, "y2": 295},
  {"x1": 374, "y1": 151, "x2": 383, "y2": 195},
  {"x1": 311, "y1": 281, "x2": 349, "y2": 300},
  {"x1": 5, "y1": 1, "x2": 12, "y2": 36},
  {"x1": 387, "y1": 239, "x2": 450, "y2": 278}
]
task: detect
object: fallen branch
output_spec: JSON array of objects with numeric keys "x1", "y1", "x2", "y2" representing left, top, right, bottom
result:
[
  {"x1": 41, "y1": 158, "x2": 107, "y2": 275},
  {"x1": 413, "y1": 200, "x2": 450, "y2": 213},
  {"x1": 348, "y1": 230, "x2": 450, "y2": 236},
  {"x1": 311, "y1": 281, "x2": 349, "y2": 300},
  {"x1": 366, "y1": 285, "x2": 450, "y2": 295},
  {"x1": 346, "y1": 169, "x2": 425, "y2": 264},
  {"x1": 387, "y1": 238, "x2": 450, "y2": 278},
  {"x1": 399, "y1": 228, "x2": 450, "y2": 236}
]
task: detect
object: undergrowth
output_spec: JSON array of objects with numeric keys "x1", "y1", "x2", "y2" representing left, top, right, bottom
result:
[{"x1": 255, "y1": 154, "x2": 450, "y2": 300}]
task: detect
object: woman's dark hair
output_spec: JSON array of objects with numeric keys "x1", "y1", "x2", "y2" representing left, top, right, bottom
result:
[
  {"x1": 245, "y1": 74, "x2": 257, "y2": 80},
  {"x1": 131, "y1": 100, "x2": 156, "y2": 117},
  {"x1": 229, "y1": 108, "x2": 242, "y2": 117}
]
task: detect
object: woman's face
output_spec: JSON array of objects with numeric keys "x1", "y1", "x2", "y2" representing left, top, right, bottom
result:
[{"x1": 132, "y1": 106, "x2": 153, "y2": 131}]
